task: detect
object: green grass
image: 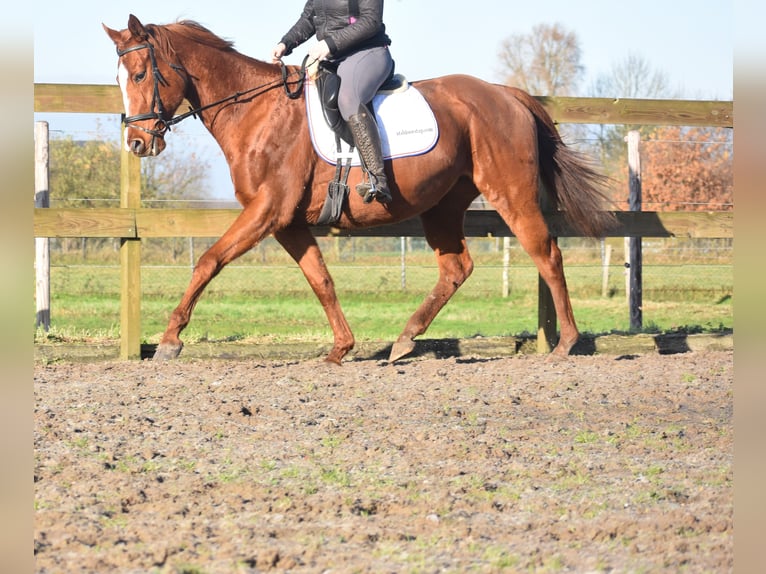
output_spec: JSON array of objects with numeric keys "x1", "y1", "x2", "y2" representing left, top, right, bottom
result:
[{"x1": 35, "y1": 249, "x2": 733, "y2": 345}]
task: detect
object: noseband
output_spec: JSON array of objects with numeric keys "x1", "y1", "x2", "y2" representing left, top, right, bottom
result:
[{"x1": 116, "y1": 42, "x2": 187, "y2": 144}]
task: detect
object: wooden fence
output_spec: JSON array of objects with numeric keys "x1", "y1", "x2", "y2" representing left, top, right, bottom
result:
[{"x1": 33, "y1": 84, "x2": 734, "y2": 359}]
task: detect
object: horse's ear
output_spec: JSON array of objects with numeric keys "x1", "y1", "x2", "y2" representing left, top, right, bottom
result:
[
  {"x1": 127, "y1": 14, "x2": 149, "y2": 41},
  {"x1": 102, "y1": 23, "x2": 123, "y2": 45}
]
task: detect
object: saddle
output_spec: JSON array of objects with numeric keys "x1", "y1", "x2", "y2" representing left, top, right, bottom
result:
[
  {"x1": 314, "y1": 61, "x2": 405, "y2": 226},
  {"x1": 315, "y1": 61, "x2": 405, "y2": 148},
  {"x1": 310, "y1": 62, "x2": 437, "y2": 226}
]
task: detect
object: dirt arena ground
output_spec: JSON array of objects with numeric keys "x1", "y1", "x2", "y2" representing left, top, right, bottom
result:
[{"x1": 34, "y1": 349, "x2": 733, "y2": 573}]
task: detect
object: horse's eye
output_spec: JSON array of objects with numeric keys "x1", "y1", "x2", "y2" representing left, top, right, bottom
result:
[{"x1": 134, "y1": 71, "x2": 146, "y2": 83}]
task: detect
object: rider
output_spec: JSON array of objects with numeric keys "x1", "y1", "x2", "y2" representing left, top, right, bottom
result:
[{"x1": 271, "y1": 0, "x2": 394, "y2": 204}]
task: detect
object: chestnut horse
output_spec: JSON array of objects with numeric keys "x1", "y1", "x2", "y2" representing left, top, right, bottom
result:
[{"x1": 104, "y1": 15, "x2": 614, "y2": 364}]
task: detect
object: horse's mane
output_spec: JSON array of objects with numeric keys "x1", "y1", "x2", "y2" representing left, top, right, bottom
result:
[{"x1": 146, "y1": 19, "x2": 236, "y2": 55}]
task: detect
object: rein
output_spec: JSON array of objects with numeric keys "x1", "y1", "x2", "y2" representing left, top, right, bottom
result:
[{"x1": 117, "y1": 42, "x2": 308, "y2": 136}]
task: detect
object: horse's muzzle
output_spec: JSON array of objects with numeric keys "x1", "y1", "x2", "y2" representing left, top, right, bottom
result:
[{"x1": 128, "y1": 133, "x2": 166, "y2": 157}]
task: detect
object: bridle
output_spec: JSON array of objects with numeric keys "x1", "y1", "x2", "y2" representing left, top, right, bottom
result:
[
  {"x1": 117, "y1": 40, "x2": 308, "y2": 145},
  {"x1": 116, "y1": 42, "x2": 186, "y2": 142}
]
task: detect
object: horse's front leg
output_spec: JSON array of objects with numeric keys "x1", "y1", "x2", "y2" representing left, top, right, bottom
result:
[
  {"x1": 273, "y1": 227, "x2": 355, "y2": 364},
  {"x1": 153, "y1": 202, "x2": 274, "y2": 361}
]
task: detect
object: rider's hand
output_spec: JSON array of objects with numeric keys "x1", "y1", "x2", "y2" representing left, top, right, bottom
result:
[
  {"x1": 271, "y1": 42, "x2": 287, "y2": 63},
  {"x1": 307, "y1": 40, "x2": 331, "y2": 63}
]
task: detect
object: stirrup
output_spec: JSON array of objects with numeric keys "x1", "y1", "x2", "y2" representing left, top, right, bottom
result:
[
  {"x1": 356, "y1": 177, "x2": 391, "y2": 204},
  {"x1": 357, "y1": 183, "x2": 379, "y2": 204},
  {"x1": 355, "y1": 179, "x2": 375, "y2": 203}
]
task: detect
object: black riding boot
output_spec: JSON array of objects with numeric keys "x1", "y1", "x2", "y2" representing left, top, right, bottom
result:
[{"x1": 347, "y1": 105, "x2": 392, "y2": 204}]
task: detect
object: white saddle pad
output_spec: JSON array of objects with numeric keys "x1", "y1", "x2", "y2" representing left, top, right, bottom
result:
[{"x1": 305, "y1": 77, "x2": 439, "y2": 166}]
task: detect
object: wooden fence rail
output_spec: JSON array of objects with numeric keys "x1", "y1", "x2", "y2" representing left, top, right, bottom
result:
[
  {"x1": 34, "y1": 208, "x2": 733, "y2": 240},
  {"x1": 33, "y1": 84, "x2": 734, "y2": 359},
  {"x1": 34, "y1": 84, "x2": 734, "y2": 128}
]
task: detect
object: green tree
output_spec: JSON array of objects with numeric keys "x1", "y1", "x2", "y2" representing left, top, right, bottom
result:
[
  {"x1": 48, "y1": 126, "x2": 212, "y2": 258},
  {"x1": 49, "y1": 137, "x2": 121, "y2": 208},
  {"x1": 50, "y1": 126, "x2": 211, "y2": 207}
]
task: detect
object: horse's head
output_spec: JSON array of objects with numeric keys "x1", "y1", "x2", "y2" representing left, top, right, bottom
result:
[{"x1": 103, "y1": 15, "x2": 188, "y2": 157}]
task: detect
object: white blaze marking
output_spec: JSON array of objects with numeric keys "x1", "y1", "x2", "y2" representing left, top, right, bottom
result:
[{"x1": 117, "y1": 62, "x2": 131, "y2": 151}]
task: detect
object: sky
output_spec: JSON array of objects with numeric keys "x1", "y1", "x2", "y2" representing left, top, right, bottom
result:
[{"x1": 33, "y1": 0, "x2": 735, "y2": 198}]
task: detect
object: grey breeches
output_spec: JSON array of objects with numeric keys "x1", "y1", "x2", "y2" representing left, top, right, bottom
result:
[{"x1": 335, "y1": 46, "x2": 394, "y2": 120}]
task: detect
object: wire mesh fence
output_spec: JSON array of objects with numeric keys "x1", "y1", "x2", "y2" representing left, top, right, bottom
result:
[{"x1": 39, "y1": 235, "x2": 733, "y2": 344}]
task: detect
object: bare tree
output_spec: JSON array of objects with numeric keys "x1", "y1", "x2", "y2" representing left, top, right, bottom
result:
[
  {"x1": 497, "y1": 22, "x2": 584, "y2": 96},
  {"x1": 588, "y1": 53, "x2": 679, "y2": 181},
  {"x1": 586, "y1": 53, "x2": 732, "y2": 213},
  {"x1": 140, "y1": 149, "x2": 210, "y2": 207},
  {"x1": 140, "y1": 128, "x2": 212, "y2": 207},
  {"x1": 495, "y1": 22, "x2": 590, "y2": 150},
  {"x1": 591, "y1": 52, "x2": 678, "y2": 100}
]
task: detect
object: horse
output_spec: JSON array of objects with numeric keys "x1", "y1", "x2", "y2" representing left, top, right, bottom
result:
[{"x1": 104, "y1": 14, "x2": 616, "y2": 364}]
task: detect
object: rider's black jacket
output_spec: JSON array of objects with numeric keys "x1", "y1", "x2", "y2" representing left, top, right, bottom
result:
[{"x1": 279, "y1": 0, "x2": 391, "y2": 60}]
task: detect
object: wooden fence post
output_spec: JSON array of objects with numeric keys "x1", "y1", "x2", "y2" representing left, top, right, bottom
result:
[
  {"x1": 35, "y1": 122, "x2": 50, "y2": 332},
  {"x1": 502, "y1": 237, "x2": 511, "y2": 298},
  {"x1": 120, "y1": 134, "x2": 142, "y2": 360},
  {"x1": 626, "y1": 130, "x2": 643, "y2": 331},
  {"x1": 601, "y1": 240, "x2": 612, "y2": 298},
  {"x1": 400, "y1": 237, "x2": 407, "y2": 290}
]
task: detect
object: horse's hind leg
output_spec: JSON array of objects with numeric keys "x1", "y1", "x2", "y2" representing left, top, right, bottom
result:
[
  {"x1": 390, "y1": 200, "x2": 475, "y2": 362},
  {"x1": 500, "y1": 201, "x2": 579, "y2": 357},
  {"x1": 273, "y1": 227, "x2": 354, "y2": 364}
]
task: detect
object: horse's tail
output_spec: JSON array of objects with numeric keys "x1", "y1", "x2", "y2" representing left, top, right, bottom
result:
[{"x1": 508, "y1": 87, "x2": 617, "y2": 238}]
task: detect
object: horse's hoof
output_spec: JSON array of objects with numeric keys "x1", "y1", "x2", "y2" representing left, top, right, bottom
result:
[
  {"x1": 545, "y1": 345, "x2": 573, "y2": 363},
  {"x1": 544, "y1": 351, "x2": 569, "y2": 363},
  {"x1": 153, "y1": 343, "x2": 183, "y2": 361},
  {"x1": 547, "y1": 337, "x2": 577, "y2": 361},
  {"x1": 389, "y1": 338, "x2": 416, "y2": 362}
]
